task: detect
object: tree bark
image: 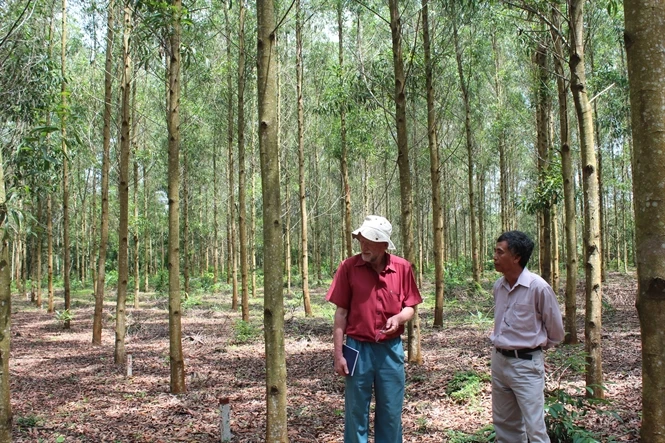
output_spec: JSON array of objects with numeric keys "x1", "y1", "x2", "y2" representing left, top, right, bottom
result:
[
  {"x1": 257, "y1": 0, "x2": 288, "y2": 439},
  {"x1": 453, "y1": 15, "x2": 480, "y2": 284},
  {"x1": 61, "y1": 0, "x2": 71, "y2": 329},
  {"x1": 569, "y1": 0, "x2": 603, "y2": 399},
  {"x1": 237, "y1": 0, "x2": 249, "y2": 321},
  {"x1": 114, "y1": 1, "x2": 132, "y2": 365},
  {"x1": 167, "y1": 0, "x2": 186, "y2": 394},
  {"x1": 389, "y1": 0, "x2": 421, "y2": 364},
  {"x1": 624, "y1": 0, "x2": 665, "y2": 440},
  {"x1": 0, "y1": 144, "x2": 13, "y2": 442},
  {"x1": 296, "y1": 0, "x2": 312, "y2": 316},
  {"x1": 337, "y1": 0, "x2": 353, "y2": 259},
  {"x1": 550, "y1": 6, "x2": 578, "y2": 344},
  {"x1": 422, "y1": 0, "x2": 444, "y2": 328}
]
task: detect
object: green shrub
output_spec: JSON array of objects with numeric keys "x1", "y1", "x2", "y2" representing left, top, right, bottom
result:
[
  {"x1": 233, "y1": 319, "x2": 261, "y2": 343},
  {"x1": 545, "y1": 387, "x2": 617, "y2": 443},
  {"x1": 446, "y1": 370, "x2": 490, "y2": 403},
  {"x1": 445, "y1": 425, "x2": 495, "y2": 443}
]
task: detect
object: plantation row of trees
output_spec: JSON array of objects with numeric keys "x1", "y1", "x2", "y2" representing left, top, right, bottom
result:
[{"x1": 1, "y1": 0, "x2": 664, "y2": 441}]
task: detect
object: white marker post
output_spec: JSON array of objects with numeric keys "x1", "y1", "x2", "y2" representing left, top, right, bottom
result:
[
  {"x1": 220, "y1": 397, "x2": 232, "y2": 442},
  {"x1": 126, "y1": 353, "x2": 133, "y2": 377}
]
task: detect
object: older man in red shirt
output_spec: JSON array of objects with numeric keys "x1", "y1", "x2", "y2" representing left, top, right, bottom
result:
[{"x1": 327, "y1": 215, "x2": 422, "y2": 443}]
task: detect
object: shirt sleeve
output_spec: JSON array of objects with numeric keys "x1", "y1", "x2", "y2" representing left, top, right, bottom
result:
[
  {"x1": 402, "y1": 264, "x2": 422, "y2": 308},
  {"x1": 326, "y1": 260, "x2": 350, "y2": 309},
  {"x1": 538, "y1": 284, "x2": 565, "y2": 348}
]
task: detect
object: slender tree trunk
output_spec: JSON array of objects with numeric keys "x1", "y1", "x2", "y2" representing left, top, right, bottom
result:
[
  {"x1": 535, "y1": 35, "x2": 553, "y2": 283},
  {"x1": 570, "y1": 0, "x2": 603, "y2": 399},
  {"x1": 337, "y1": 0, "x2": 353, "y2": 258},
  {"x1": 225, "y1": 4, "x2": 238, "y2": 311},
  {"x1": 132, "y1": 79, "x2": 140, "y2": 309},
  {"x1": 167, "y1": 0, "x2": 186, "y2": 394},
  {"x1": 551, "y1": 6, "x2": 579, "y2": 344},
  {"x1": 183, "y1": 150, "x2": 189, "y2": 296},
  {"x1": 624, "y1": 1, "x2": 665, "y2": 440},
  {"x1": 237, "y1": 0, "x2": 250, "y2": 321},
  {"x1": 389, "y1": 0, "x2": 421, "y2": 364},
  {"x1": 143, "y1": 164, "x2": 150, "y2": 292},
  {"x1": 0, "y1": 148, "x2": 12, "y2": 442},
  {"x1": 61, "y1": 0, "x2": 72, "y2": 329},
  {"x1": 296, "y1": 0, "x2": 311, "y2": 316},
  {"x1": 93, "y1": 0, "x2": 114, "y2": 344},
  {"x1": 114, "y1": 1, "x2": 132, "y2": 365},
  {"x1": 47, "y1": 194, "x2": 54, "y2": 313},
  {"x1": 257, "y1": 0, "x2": 288, "y2": 438},
  {"x1": 453, "y1": 17, "x2": 480, "y2": 284},
  {"x1": 422, "y1": 0, "x2": 444, "y2": 328}
]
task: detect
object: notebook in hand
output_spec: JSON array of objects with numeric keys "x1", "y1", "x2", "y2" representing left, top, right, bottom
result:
[{"x1": 343, "y1": 344, "x2": 359, "y2": 376}]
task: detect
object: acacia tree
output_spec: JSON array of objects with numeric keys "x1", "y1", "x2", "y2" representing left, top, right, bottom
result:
[
  {"x1": 0, "y1": 148, "x2": 11, "y2": 442},
  {"x1": 257, "y1": 0, "x2": 288, "y2": 439},
  {"x1": 550, "y1": 5, "x2": 578, "y2": 345},
  {"x1": 569, "y1": 0, "x2": 603, "y2": 399},
  {"x1": 61, "y1": 0, "x2": 72, "y2": 329},
  {"x1": 167, "y1": 0, "x2": 186, "y2": 394},
  {"x1": 237, "y1": 0, "x2": 250, "y2": 321},
  {"x1": 114, "y1": 0, "x2": 132, "y2": 365},
  {"x1": 388, "y1": 0, "x2": 421, "y2": 364},
  {"x1": 337, "y1": 0, "x2": 353, "y2": 258},
  {"x1": 296, "y1": 0, "x2": 312, "y2": 316},
  {"x1": 421, "y1": 0, "x2": 445, "y2": 328},
  {"x1": 624, "y1": 0, "x2": 665, "y2": 440}
]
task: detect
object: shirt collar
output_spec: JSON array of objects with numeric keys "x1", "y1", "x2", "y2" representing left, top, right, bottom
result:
[
  {"x1": 502, "y1": 267, "x2": 535, "y2": 290},
  {"x1": 353, "y1": 253, "x2": 395, "y2": 273}
]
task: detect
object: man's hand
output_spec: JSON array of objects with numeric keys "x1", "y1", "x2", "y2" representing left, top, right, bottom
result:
[
  {"x1": 334, "y1": 355, "x2": 349, "y2": 376},
  {"x1": 382, "y1": 316, "x2": 401, "y2": 335}
]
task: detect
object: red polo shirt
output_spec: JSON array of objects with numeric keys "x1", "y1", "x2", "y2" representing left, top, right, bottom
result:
[{"x1": 326, "y1": 253, "x2": 422, "y2": 342}]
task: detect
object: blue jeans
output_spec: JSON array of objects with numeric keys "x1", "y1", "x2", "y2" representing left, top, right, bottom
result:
[{"x1": 344, "y1": 336, "x2": 405, "y2": 443}]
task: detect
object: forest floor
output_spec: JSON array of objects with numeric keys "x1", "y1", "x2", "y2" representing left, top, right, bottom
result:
[{"x1": 10, "y1": 271, "x2": 641, "y2": 442}]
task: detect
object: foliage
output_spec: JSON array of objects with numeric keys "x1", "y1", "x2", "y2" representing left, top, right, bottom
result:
[
  {"x1": 54, "y1": 309, "x2": 73, "y2": 325},
  {"x1": 232, "y1": 319, "x2": 261, "y2": 344},
  {"x1": 445, "y1": 425, "x2": 495, "y2": 443},
  {"x1": 545, "y1": 387, "x2": 619, "y2": 443},
  {"x1": 446, "y1": 370, "x2": 491, "y2": 404}
]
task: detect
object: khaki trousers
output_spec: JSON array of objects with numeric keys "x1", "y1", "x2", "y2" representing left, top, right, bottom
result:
[{"x1": 491, "y1": 349, "x2": 550, "y2": 443}]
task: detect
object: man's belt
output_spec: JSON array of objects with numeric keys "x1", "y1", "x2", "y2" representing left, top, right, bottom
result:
[{"x1": 495, "y1": 346, "x2": 542, "y2": 360}]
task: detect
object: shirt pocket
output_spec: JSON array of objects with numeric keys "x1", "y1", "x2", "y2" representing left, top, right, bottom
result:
[{"x1": 508, "y1": 303, "x2": 535, "y2": 333}]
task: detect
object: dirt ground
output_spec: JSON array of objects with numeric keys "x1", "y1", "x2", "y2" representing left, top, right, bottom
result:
[{"x1": 10, "y1": 272, "x2": 641, "y2": 442}]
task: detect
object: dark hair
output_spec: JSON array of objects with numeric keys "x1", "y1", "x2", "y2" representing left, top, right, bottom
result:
[{"x1": 496, "y1": 230, "x2": 534, "y2": 269}]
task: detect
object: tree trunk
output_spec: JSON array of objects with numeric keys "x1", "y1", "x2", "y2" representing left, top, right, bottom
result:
[
  {"x1": 569, "y1": 0, "x2": 603, "y2": 399},
  {"x1": 237, "y1": 0, "x2": 249, "y2": 321},
  {"x1": 337, "y1": 0, "x2": 353, "y2": 258},
  {"x1": 257, "y1": 0, "x2": 288, "y2": 439},
  {"x1": 92, "y1": 0, "x2": 114, "y2": 344},
  {"x1": 183, "y1": 150, "x2": 189, "y2": 296},
  {"x1": 47, "y1": 194, "x2": 54, "y2": 313},
  {"x1": 453, "y1": 16, "x2": 480, "y2": 284},
  {"x1": 225, "y1": 4, "x2": 238, "y2": 309},
  {"x1": 296, "y1": 0, "x2": 311, "y2": 316},
  {"x1": 132, "y1": 80, "x2": 140, "y2": 309},
  {"x1": 114, "y1": 1, "x2": 132, "y2": 365},
  {"x1": 624, "y1": 1, "x2": 665, "y2": 440},
  {"x1": 61, "y1": 0, "x2": 71, "y2": 329},
  {"x1": 535, "y1": 35, "x2": 552, "y2": 284},
  {"x1": 389, "y1": 0, "x2": 421, "y2": 364},
  {"x1": 167, "y1": 0, "x2": 186, "y2": 394},
  {"x1": 422, "y1": 0, "x2": 444, "y2": 328},
  {"x1": 0, "y1": 146, "x2": 13, "y2": 442},
  {"x1": 551, "y1": 6, "x2": 578, "y2": 344}
]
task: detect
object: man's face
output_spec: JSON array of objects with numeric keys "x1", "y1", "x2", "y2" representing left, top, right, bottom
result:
[
  {"x1": 493, "y1": 240, "x2": 520, "y2": 274},
  {"x1": 357, "y1": 235, "x2": 388, "y2": 265}
]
